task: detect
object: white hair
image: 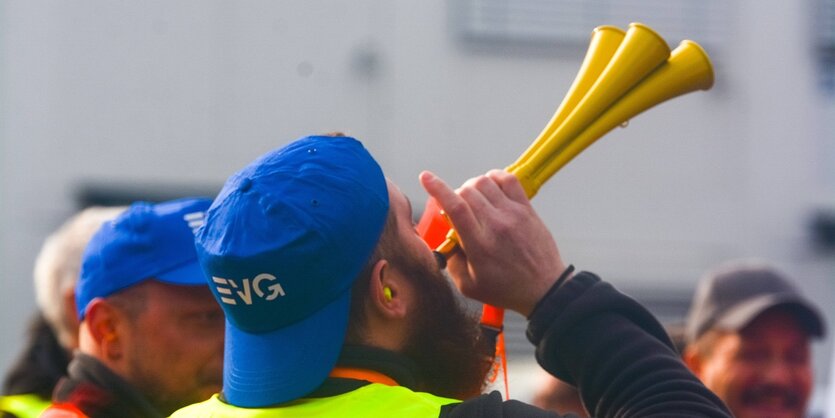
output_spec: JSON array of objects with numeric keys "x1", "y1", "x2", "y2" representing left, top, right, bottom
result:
[{"x1": 33, "y1": 206, "x2": 125, "y2": 348}]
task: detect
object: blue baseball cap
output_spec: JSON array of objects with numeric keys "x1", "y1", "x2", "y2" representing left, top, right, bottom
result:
[
  {"x1": 76, "y1": 197, "x2": 213, "y2": 320},
  {"x1": 195, "y1": 135, "x2": 389, "y2": 407}
]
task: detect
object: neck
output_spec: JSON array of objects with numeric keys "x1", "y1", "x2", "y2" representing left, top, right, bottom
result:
[{"x1": 331, "y1": 345, "x2": 422, "y2": 389}]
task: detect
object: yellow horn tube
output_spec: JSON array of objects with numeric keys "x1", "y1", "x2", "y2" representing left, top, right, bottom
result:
[
  {"x1": 527, "y1": 40, "x2": 715, "y2": 193},
  {"x1": 511, "y1": 23, "x2": 671, "y2": 197},
  {"x1": 507, "y1": 25, "x2": 626, "y2": 173}
]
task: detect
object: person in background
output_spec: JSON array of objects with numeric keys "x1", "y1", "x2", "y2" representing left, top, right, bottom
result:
[
  {"x1": 531, "y1": 374, "x2": 588, "y2": 418},
  {"x1": 664, "y1": 321, "x2": 687, "y2": 355},
  {"x1": 1, "y1": 206, "x2": 123, "y2": 418},
  {"x1": 40, "y1": 198, "x2": 224, "y2": 418},
  {"x1": 683, "y1": 260, "x2": 827, "y2": 418},
  {"x1": 172, "y1": 134, "x2": 730, "y2": 417}
]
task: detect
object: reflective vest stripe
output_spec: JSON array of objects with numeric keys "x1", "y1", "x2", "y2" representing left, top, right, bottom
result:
[
  {"x1": 170, "y1": 384, "x2": 460, "y2": 418},
  {"x1": 0, "y1": 394, "x2": 50, "y2": 418}
]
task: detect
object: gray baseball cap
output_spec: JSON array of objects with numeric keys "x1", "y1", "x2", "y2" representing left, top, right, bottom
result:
[{"x1": 685, "y1": 260, "x2": 825, "y2": 343}]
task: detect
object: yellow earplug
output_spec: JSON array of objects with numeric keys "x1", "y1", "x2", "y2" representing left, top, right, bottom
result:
[{"x1": 383, "y1": 287, "x2": 392, "y2": 301}]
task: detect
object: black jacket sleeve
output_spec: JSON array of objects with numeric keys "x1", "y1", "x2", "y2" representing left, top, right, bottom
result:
[
  {"x1": 441, "y1": 271, "x2": 731, "y2": 418},
  {"x1": 527, "y1": 271, "x2": 731, "y2": 417}
]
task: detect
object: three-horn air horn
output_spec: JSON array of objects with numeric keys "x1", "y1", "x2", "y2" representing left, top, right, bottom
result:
[{"x1": 416, "y1": 22, "x2": 714, "y2": 393}]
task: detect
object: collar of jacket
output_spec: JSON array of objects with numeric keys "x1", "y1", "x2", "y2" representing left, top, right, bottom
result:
[
  {"x1": 308, "y1": 345, "x2": 423, "y2": 398},
  {"x1": 52, "y1": 353, "x2": 163, "y2": 418}
]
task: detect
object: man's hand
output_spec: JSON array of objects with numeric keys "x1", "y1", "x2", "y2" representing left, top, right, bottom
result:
[{"x1": 419, "y1": 169, "x2": 567, "y2": 317}]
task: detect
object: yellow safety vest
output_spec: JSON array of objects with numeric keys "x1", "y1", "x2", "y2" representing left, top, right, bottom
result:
[
  {"x1": 169, "y1": 383, "x2": 460, "y2": 418},
  {"x1": 0, "y1": 393, "x2": 51, "y2": 418}
]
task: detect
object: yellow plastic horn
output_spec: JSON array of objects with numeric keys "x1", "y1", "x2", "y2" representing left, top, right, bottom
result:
[
  {"x1": 506, "y1": 25, "x2": 625, "y2": 173},
  {"x1": 528, "y1": 40, "x2": 714, "y2": 191},
  {"x1": 433, "y1": 24, "x2": 714, "y2": 257},
  {"x1": 511, "y1": 22, "x2": 671, "y2": 197}
]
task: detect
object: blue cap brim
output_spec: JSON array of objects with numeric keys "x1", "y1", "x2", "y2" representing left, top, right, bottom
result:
[
  {"x1": 222, "y1": 289, "x2": 351, "y2": 407},
  {"x1": 155, "y1": 259, "x2": 210, "y2": 286}
]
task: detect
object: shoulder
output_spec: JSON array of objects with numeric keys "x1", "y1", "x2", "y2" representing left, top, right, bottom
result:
[
  {"x1": 169, "y1": 395, "x2": 227, "y2": 417},
  {"x1": 171, "y1": 386, "x2": 460, "y2": 417},
  {"x1": 440, "y1": 391, "x2": 562, "y2": 418},
  {"x1": 0, "y1": 393, "x2": 51, "y2": 418},
  {"x1": 311, "y1": 384, "x2": 460, "y2": 416}
]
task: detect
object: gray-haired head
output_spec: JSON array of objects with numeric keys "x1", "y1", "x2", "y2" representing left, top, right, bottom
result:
[{"x1": 34, "y1": 206, "x2": 125, "y2": 349}]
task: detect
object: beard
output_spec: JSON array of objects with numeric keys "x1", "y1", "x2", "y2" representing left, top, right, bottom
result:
[
  {"x1": 395, "y1": 251, "x2": 495, "y2": 400},
  {"x1": 125, "y1": 335, "x2": 222, "y2": 415},
  {"x1": 734, "y1": 382, "x2": 807, "y2": 418}
]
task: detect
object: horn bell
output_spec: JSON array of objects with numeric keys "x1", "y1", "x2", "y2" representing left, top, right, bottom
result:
[
  {"x1": 529, "y1": 40, "x2": 716, "y2": 193},
  {"x1": 513, "y1": 22, "x2": 672, "y2": 197},
  {"x1": 507, "y1": 25, "x2": 625, "y2": 173}
]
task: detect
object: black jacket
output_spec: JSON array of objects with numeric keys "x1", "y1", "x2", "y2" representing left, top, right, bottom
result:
[
  {"x1": 313, "y1": 271, "x2": 732, "y2": 418},
  {"x1": 47, "y1": 354, "x2": 163, "y2": 418},
  {"x1": 1, "y1": 314, "x2": 70, "y2": 418},
  {"x1": 2, "y1": 314, "x2": 70, "y2": 398}
]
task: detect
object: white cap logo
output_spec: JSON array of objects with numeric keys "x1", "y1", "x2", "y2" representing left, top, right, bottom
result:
[
  {"x1": 212, "y1": 274, "x2": 286, "y2": 305},
  {"x1": 183, "y1": 211, "x2": 205, "y2": 233}
]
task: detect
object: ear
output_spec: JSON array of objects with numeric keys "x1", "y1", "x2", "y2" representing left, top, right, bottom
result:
[
  {"x1": 682, "y1": 345, "x2": 702, "y2": 377},
  {"x1": 84, "y1": 299, "x2": 123, "y2": 361},
  {"x1": 60, "y1": 288, "x2": 81, "y2": 348},
  {"x1": 368, "y1": 259, "x2": 409, "y2": 319}
]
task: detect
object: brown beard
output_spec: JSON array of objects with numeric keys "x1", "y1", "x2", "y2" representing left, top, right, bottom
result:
[{"x1": 394, "y1": 251, "x2": 495, "y2": 400}]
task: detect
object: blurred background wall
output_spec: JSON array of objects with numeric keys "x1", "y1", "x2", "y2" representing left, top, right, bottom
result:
[{"x1": 2, "y1": 0, "x2": 834, "y2": 413}]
